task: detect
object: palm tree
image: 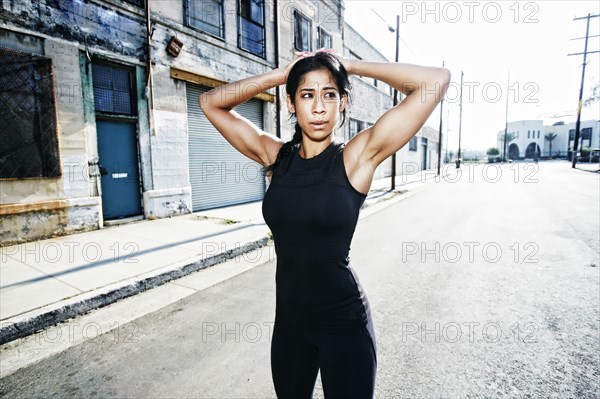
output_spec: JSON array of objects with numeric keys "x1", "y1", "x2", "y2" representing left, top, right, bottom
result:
[
  {"x1": 545, "y1": 132, "x2": 557, "y2": 158},
  {"x1": 499, "y1": 132, "x2": 516, "y2": 144}
]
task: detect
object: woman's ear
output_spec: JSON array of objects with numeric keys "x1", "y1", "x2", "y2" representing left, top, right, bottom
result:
[
  {"x1": 286, "y1": 94, "x2": 295, "y2": 114},
  {"x1": 339, "y1": 94, "x2": 347, "y2": 113}
]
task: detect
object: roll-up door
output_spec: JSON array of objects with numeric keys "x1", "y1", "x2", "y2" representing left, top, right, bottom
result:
[{"x1": 187, "y1": 84, "x2": 265, "y2": 211}]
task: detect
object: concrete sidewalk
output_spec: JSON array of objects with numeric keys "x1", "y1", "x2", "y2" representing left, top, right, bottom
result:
[{"x1": 0, "y1": 171, "x2": 443, "y2": 345}]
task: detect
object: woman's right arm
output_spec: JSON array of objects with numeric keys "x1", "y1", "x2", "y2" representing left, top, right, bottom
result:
[{"x1": 199, "y1": 68, "x2": 287, "y2": 168}]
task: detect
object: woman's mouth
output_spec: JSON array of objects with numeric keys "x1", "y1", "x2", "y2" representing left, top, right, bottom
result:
[{"x1": 310, "y1": 121, "x2": 328, "y2": 129}]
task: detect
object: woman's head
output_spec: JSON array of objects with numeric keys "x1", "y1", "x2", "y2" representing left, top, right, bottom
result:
[
  {"x1": 286, "y1": 52, "x2": 352, "y2": 137},
  {"x1": 263, "y1": 52, "x2": 352, "y2": 176}
]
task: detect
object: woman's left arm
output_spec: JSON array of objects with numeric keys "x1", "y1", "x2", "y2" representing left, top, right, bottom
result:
[{"x1": 343, "y1": 59, "x2": 451, "y2": 169}]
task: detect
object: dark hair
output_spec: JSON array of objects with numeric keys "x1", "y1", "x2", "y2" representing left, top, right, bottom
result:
[{"x1": 263, "y1": 52, "x2": 352, "y2": 176}]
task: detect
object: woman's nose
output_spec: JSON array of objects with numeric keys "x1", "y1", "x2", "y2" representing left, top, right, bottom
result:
[{"x1": 312, "y1": 97, "x2": 325, "y2": 113}]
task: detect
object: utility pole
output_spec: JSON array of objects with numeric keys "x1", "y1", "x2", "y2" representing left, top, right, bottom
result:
[
  {"x1": 391, "y1": 15, "x2": 400, "y2": 190},
  {"x1": 502, "y1": 71, "x2": 510, "y2": 162},
  {"x1": 371, "y1": 9, "x2": 400, "y2": 189},
  {"x1": 445, "y1": 106, "x2": 450, "y2": 162},
  {"x1": 457, "y1": 71, "x2": 463, "y2": 168},
  {"x1": 436, "y1": 61, "x2": 445, "y2": 176},
  {"x1": 568, "y1": 13, "x2": 599, "y2": 168}
]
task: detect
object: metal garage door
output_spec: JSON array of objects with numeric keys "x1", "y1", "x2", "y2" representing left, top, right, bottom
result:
[{"x1": 187, "y1": 84, "x2": 265, "y2": 211}]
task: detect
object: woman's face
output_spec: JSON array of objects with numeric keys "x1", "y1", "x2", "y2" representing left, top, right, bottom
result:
[{"x1": 287, "y1": 68, "x2": 346, "y2": 141}]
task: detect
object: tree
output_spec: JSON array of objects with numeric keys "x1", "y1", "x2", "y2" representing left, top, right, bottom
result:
[
  {"x1": 487, "y1": 147, "x2": 500, "y2": 156},
  {"x1": 544, "y1": 132, "x2": 557, "y2": 158},
  {"x1": 499, "y1": 132, "x2": 516, "y2": 144},
  {"x1": 583, "y1": 82, "x2": 599, "y2": 108}
]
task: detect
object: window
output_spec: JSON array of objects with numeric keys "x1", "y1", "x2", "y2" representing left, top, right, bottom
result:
[
  {"x1": 537, "y1": 130, "x2": 540, "y2": 139},
  {"x1": 349, "y1": 119, "x2": 361, "y2": 140},
  {"x1": 317, "y1": 27, "x2": 332, "y2": 49},
  {"x1": 348, "y1": 50, "x2": 361, "y2": 60},
  {"x1": 0, "y1": 46, "x2": 60, "y2": 179},
  {"x1": 187, "y1": 0, "x2": 224, "y2": 39},
  {"x1": 239, "y1": 0, "x2": 265, "y2": 57},
  {"x1": 348, "y1": 50, "x2": 376, "y2": 87},
  {"x1": 122, "y1": 0, "x2": 144, "y2": 6},
  {"x1": 421, "y1": 137, "x2": 428, "y2": 145},
  {"x1": 294, "y1": 10, "x2": 312, "y2": 51},
  {"x1": 92, "y1": 62, "x2": 136, "y2": 116},
  {"x1": 527, "y1": 130, "x2": 530, "y2": 139},
  {"x1": 409, "y1": 136, "x2": 418, "y2": 151}
]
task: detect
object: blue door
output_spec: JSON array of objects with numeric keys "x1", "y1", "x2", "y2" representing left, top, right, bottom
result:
[{"x1": 97, "y1": 120, "x2": 142, "y2": 219}]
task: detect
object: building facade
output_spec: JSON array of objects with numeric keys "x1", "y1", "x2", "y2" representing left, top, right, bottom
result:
[
  {"x1": 0, "y1": 0, "x2": 442, "y2": 246},
  {"x1": 497, "y1": 119, "x2": 600, "y2": 159}
]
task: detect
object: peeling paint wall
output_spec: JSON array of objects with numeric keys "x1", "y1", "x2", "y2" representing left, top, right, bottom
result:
[
  {"x1": 0, "y1": 0, "x2": 147, "y2": 245},
  {"x1": 0, "y1": 0, "x2": 146, "y2": 58}
]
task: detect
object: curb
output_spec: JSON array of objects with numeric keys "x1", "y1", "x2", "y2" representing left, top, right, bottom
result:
[{"x1": 0, "y1": 235, "x2": 270, "y2": 346}]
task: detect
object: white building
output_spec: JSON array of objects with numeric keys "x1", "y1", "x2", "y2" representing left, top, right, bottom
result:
[{"x1": 497, "y1": 119, "x2": 600, "y2": 159}]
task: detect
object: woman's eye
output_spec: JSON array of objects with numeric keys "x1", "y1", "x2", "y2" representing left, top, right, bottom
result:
[{"x1": 301, "y1": 93, "x2": 312, "y2": 99}]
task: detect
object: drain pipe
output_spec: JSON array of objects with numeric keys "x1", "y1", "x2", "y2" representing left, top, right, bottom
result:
[
  {"x1": 145, "y1": 0, "x2": 155, "y2": 190},
  {"x1": 274, "y1": 0, "x2": 281, "y2": 139}
]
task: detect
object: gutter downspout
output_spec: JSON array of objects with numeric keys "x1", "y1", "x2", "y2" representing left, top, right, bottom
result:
[
  {"x1": 145, "y1": 0, "x2": 155, "y2": 190},
  {"x1": 274, "y1": 0, "x2": 281, "y2": 139}
]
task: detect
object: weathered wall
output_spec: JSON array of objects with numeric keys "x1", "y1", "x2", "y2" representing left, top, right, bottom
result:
[
  {"x1": 0, "y1": 31, "x2": 103, "y2": 246},
  {"x1": 0, "y1": 0, "x2": 147, "y2": 245},
  {"x1": 143, "y1": 0, "x2": 277, "y2": 217}
]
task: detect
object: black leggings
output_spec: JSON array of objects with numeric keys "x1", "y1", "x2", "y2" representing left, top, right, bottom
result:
[{"x1": 270, "y1": 317, "x2": 377, "y2": 399}]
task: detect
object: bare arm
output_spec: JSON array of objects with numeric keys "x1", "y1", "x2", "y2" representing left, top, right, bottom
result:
[
  {"x1": 343, "y1": 59, "x2": 451, "y2": 170},
  {"x1": 199, "y1": 68, "x2": 288, "y2": 167}
]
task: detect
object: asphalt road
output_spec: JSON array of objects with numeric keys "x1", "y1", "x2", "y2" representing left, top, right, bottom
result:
[{"x1": 1, "y1": 161, "x2": 598, "y2": 398}]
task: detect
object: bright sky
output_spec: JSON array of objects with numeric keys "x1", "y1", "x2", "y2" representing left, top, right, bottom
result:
[{"x1": 344, "y1": 0, "x2": 600, "y2": 151}]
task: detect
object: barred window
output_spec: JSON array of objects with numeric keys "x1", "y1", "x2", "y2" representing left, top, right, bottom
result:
[
  {"x1": 239, "y1": 0, "x2": 265, "y2": 57},
  {"x1": 187, "y1": 0, "x2": 225, "y2": 39},
  {"x1": 0, "y1": 46, "x2": 60, "y2": 179},
  {"x1": 294, "y1": 10, "x2": 312, "y2": 51},
  {"x1": 92, "y1": 62, "x2": 135, "y2": 115}
]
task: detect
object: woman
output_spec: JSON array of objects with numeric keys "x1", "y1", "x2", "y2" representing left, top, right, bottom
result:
[{"x1": 200, "y1": 50, "x2": 450, "y2": 398}]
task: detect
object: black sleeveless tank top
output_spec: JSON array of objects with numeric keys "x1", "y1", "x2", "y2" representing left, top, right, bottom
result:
[{"x1": 262, "y1": 138, "x2": 371, "y2": 333}]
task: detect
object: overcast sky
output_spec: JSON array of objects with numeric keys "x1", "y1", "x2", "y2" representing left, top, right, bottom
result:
[{"x1": 344, "y1": 0, "x2": 600, "y2": 151}]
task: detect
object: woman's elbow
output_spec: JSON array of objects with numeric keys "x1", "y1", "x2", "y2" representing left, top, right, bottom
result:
[
  {"x1": 438, "y1": 67, "x2": 451, "y2": 86},
  {"x1": 435, "y1": 68, "x2": 451, "y2": 100},
  {"x1": 198, "y1": 92, "x2": 210, "y2": 112}
]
